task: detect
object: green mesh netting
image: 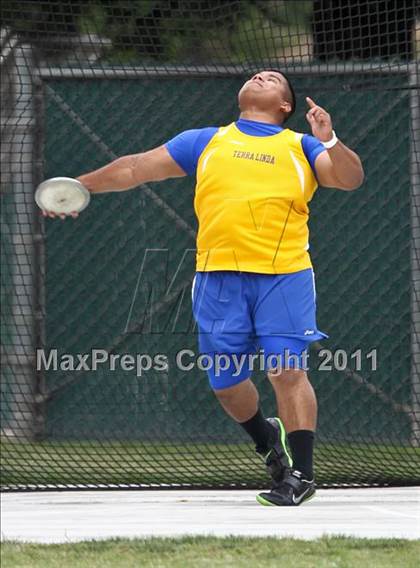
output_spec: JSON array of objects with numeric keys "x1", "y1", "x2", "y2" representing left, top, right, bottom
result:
[{"x1": 1, "y1": 0, "x2": 419, "y2": 490}]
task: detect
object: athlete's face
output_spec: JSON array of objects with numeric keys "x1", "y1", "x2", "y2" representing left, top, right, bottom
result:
[{"x1": 238, "y1": 71, "x2": 292, "y2": 118}]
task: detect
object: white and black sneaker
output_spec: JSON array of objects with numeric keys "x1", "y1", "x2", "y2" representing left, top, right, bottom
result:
[{"x1": 256, "y1": 469, "x2": 316, "y2": 506}]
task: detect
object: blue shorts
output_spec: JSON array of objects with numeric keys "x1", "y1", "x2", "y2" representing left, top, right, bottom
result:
[{"x1": 191, "y1": 268, "x2": 328, "y2": 390}]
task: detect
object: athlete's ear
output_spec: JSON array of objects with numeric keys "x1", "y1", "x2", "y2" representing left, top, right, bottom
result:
[{"x1": 279, "y1": 101, "x2": 292, "y2": 114}]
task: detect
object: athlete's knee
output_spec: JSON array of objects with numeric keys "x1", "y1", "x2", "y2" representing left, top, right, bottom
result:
[{"x1": 213, "y1": 378, "x2": 252, "y2": 403}]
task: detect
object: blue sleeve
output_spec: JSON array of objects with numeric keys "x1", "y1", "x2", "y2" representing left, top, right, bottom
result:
[
  {"x1": 301, "y1": 134, "x2": 326, "y2": 174},
  {"x1": 165, "y1": 127, "x2": 218, "y2": 175}
]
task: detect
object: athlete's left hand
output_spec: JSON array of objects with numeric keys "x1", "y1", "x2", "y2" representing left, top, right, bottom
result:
[{"x1": 305, "y1": 97, "x2": 334, "y2": 142}]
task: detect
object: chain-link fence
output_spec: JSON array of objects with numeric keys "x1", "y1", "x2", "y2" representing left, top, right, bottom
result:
[{"x1": 1, "y1": 0, "x2": 419, "y2": 490}]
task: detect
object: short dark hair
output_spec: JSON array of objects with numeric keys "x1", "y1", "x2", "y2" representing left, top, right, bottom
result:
[{"x1": 278, "y1": 71, "x2": 296, "y2": 123}]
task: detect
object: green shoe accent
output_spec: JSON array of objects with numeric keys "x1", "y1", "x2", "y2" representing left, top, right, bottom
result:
[
  {"x1": 256, "y1": 494, "x2": 276, "y2": 506},
  {"x1": 272, "y1": 417, "x2": 293, "y2": 467},
  {"x1": 256, "y1": 486, "x2": 316, "y2": 507},
  {"x1": 256, "y1": 489, "x2": 316, "y2": 507}
]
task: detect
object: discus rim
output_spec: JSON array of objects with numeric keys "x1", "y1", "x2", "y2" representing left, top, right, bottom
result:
[{"x1": 35, "y1": 177, "x2": 90, "y2": 214}]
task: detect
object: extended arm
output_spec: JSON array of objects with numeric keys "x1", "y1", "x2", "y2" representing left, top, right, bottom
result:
[
  {"x1": 78, "y1": 145, "x2": 186, "y2": 194},
  {"x1": 306, "y1": 97, "x2": 364, "y2": 191},
  {"x1": 43, "y1": 145, "x2": 186, "y2": 218}
]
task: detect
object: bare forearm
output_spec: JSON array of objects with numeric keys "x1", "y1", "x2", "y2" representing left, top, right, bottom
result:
[
  {"x1": 77, "y1": 155, "x2": 139, "y2": 194},
  {"x1": 327, "y1": 141, "x2": 364, "y2": 190}
]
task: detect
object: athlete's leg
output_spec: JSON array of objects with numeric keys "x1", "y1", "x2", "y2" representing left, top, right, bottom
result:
[
  {"x1": 267, "y1": 367, "x2": 316, "y2": 480},
  {"x1": 253, "y1": 269, "x2": 327, "y2": 490},
  {"x1": 252, "y1": 270, "x2": 326, "y2": 505},
  {"x1": 255, "y1": 367, "x2": 317, "y2": 506}
]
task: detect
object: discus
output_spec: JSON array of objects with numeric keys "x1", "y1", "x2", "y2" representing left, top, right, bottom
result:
[{"x1": 35, "y1": 177, "x2": 90, "y2": 215}]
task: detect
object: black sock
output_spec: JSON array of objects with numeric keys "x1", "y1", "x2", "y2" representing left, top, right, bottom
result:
[
  {"x1": 239, "y1": 408, "x2": 275, "y2": 454},
  {"x1": 287, "y1": 430, "x2": 315, "y2": 480}
]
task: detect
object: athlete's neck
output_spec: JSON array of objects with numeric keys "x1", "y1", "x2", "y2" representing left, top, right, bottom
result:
[{"x1": 239, "y1": 110, "x2": 283, "y2": 126}]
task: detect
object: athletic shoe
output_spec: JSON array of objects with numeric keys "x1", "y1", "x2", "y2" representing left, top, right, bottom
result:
[
  {"x1": 256, "y1": 469, "x2": 316, "y2": 506},
  {"x1": 258, "y1": 417, "x2": 293, "y2": 483}
]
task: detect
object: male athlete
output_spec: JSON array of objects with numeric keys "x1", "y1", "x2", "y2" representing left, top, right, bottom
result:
[{"x1": 43, "y1": 70, "x2": 364, "y2": 506}]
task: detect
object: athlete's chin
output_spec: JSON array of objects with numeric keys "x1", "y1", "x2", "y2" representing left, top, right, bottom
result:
[
  {"x1": 240, "y1": 82, "x2": 263, "y2": 95},
  {"x1": 239, "y1": 86, "x2": 265, "y2": 102}
]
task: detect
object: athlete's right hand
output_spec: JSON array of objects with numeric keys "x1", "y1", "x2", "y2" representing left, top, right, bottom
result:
[{"x1": 41, "y1": 210, "x2": 79, "y2": 220}]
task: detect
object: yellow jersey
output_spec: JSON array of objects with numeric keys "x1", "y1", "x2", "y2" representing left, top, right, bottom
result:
[{"x1": 194, "y1": 123, "x2": 318, "y2": 274}]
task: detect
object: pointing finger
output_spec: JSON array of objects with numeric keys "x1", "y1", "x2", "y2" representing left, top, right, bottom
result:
[{"x1": 306, "y1": 96, "x2": 317, "y2": 108}]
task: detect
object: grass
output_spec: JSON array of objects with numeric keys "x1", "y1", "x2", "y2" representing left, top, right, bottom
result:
[
  {"x1": 1, "y1": 439, "x2": 419, "y2": 489},
  {"x1": 2, "y1": 536, "x2": 420, "y2": 568}
]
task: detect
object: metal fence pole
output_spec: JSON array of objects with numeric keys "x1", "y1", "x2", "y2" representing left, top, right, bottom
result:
[
  {"x1": 1, "y1": 43, "x2": 37, "y2": 440},
  {"x1": 410, "y1": 61, "x2": 420, "y2": 447}
]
